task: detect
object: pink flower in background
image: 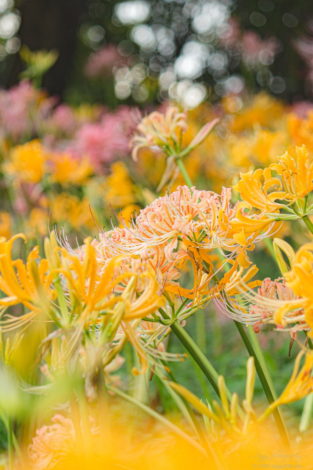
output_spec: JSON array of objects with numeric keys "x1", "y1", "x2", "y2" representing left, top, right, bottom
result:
[
  {"x1": 241, "y1": 32, "x2": 278, "y2": 66},
  {"x1": 0, "y1": 81, "x2": 53, "y2": 140},
  {"x1": 217, "y1": 17, "x2": 278, "y2": 68},
  {"x1": 85, "y1": 45, "x2": 132, "y2": 78},
  {"x1": 219, "y1": 18, "x2": 241, "y2": 48},
  {"x1": 290, "y1": 101, "x2": 313, "y2": 118},
  {"x1": 295, "y1": 36, "x2": 313, "y2": 91},
  {"x1": 47, "y1": 104, "x2": 78, "y2": 136},
  {"x1": 71, "y1": 107, "x2": 138, "y2": 169},
  {"x1": 13, "y1": 183, "x2": 46, "y2": 215}
]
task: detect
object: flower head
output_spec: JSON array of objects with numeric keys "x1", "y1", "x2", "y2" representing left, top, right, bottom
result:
[
  {"x1": 7, "y1": 140, "x2": 49, "y2": 184},
  {"x1": 132, "y1": 106, "x2": 187, "y2": 160},
  {"x1": 271, "y1": 145, "x2": 313, "y2": 200},
  {"x1": 0, "y1": 235, "x2": 55, "y2": 331},
  {"x1": 234, "y1": 167, "x2": 287, "y2": 213},
  {"x1": 50, "y1": 153, "x2": 92, "y2": 185}
]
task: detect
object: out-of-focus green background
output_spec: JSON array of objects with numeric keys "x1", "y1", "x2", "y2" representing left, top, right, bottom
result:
[{"x1": 0, "y1": 0, "x2": 312, "y2": 107}]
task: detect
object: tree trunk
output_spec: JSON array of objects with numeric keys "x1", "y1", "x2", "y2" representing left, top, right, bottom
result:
[{"x1": 7, "y1": 0, "x2": 87, "y2": 97}]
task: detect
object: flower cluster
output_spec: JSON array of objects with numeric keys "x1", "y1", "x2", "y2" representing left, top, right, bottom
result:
[{"x1": 2, "y1": 83, "x2": 313, "y2": 470}]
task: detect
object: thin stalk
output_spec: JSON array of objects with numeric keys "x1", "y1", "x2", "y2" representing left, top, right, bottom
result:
[
  {"x1": 302, "y1": 215, "x2": 313, "y2": 234},
  {"x1": 234, "y1": 321, "x2": 289, "y2": 445},
  {"x1": 300, "y1": 334, "x2": 313, "y2": 432},
  {"x1": 264, "y1": 237, "x2": 275, "y2": 260},
  {"x1": 300, "y1": 393, "x2": 313, "y2": 432},
  {"x1": 5, "y1": 417, "x2": 14, "y2": 470},
  {"x1": 170, "y1": 321, "x2": 225, "y2": 398},
  {"x1": 176, "y1": 158, "x2": 193, "y2": 188},
  {"x1": 196, "y1": 310, "x2": 207, "y2": 353}
]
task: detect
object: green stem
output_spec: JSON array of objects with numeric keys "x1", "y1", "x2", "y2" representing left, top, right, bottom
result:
[
  {"x1": 170, "y1": 322, "x2": 225, "y2": 398},
  {"x1": 264, "y1": 237, "x2": 275, "y2": 259},
  {"x1": 302, "y1": 215, "x2": 313, "y2": 235},
  {"x1": 234, "y1": 322, "x2": 289, "y2": 445},
  {"x1": 300, "y1": 334, "x2": 313, "y2": 432},
  {"x1": 5, "y1": 417, "x2": 14, "y2": 470},
  {"x1": 300, "y1": 393, "x2": 313, "y2": 432},
  {"x1": 176, "y1": 158, "x2": 193, "y2": 188}
]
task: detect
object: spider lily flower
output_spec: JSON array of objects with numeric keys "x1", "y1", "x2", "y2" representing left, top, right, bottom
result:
[
  {"x1": 101, "y1": 186, "x2": 240, "y2": 256},
  {"x1": 274, "y1": 351, "x2": 313, "y2": 404},
  {"x1": 262, "y1": 351, "x2": 313, "y2": 420},
  {"x1": 234, "y1": 167, "x2": 289, "y2": 213},
  {"x1": 0, "y1": 235, "x2": 56, "y2": 331},
  {"x1": 215, "y1": 276, "x2": 307, "y2": 333},
  {"x1": 94, "y1": 185, "x2": 270, "y2": 308},
  {"x1": 235, "y1": 146, "x2": 313, "y2": 227},
  {"x1": 283, "y1": 243, "x2": 313, "y2": 335},
  {"x1": 271, "y1": 145, "x2": 313, "y2": 200},
  {"x1": 216, "y1": 242, "x2": 313, "y2": 334},
  {"x1": 56, "y1": 239, "x2": 165, "y2": 324},
  {"x1": 131, "y1": 106, "x2": 187, "y2": 160},
  {"x1": 131, "y1": 105, "x2": 218, "y2": 162}
]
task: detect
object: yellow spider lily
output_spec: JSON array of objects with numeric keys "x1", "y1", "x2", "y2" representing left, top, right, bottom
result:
[
  {"x1": 262, "y1": 351, "x2": 313, "y2": 420},
  {"x1": 234, "y1": 167, "x2": 288, "y2": 213},
  {"x1": 271, "y1": 145, "x2": 313, "y2": 199},
  {"x1": 57, "y1": 239, "x2": 165, "y2": 322},
  {"x1": 0, "y1": 235, "x2": 55, "y2": 331}
]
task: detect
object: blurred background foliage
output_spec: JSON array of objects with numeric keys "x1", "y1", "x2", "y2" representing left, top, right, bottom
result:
[{"x1": 0, "y1": 0, "x2": 312, "y2": 107}]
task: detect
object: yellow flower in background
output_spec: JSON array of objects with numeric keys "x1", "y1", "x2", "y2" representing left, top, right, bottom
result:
[
  {"x1": 8, "y1": 140, "x2": 48, "y2": 183},
  {"x1": 227, "y1": 135, "x2": 253, "y2": 168},
  {"x1": 104, "y1": 162, "x2": 136, "y2": 208},
  {"x1": 50, "y1": 153, "x2": 93, "y2": 185},
  {"x1": 117, "y1": 204, "x2": 140, "y2": 226},
  {"x1": 227, "y1": 131, "x2": 287, "y2": 170},
  {"x1": 135, "y1": 147, "x2": 166, "y2": 187},
  {"x1": 288, "y1": 111, "x2": 313, "y2": 150},
  {"x1": 271, "y1": 145, "x2": 313, "y2": 200},
  {"x1": 253, "y1": 130, "x2": 287, "y2": 165},
  {"x1": 273, "y1": 351, "x2": 313, "y2": 406},
  {"x1": 0, "y1": 212, "x2": 11, "y2": 239},
  {"x1": 27, "y1": 208, "x2": 49, "y2": 237},
  {"x1": 50, "y1": 194, "x2": 95, "y2": 230},
  {"x1": 262, "y1": 351, "x2": 313, "y2": 419},
  {"x1": 230, "y1": 93, "x2": 285, "y2": 133}
]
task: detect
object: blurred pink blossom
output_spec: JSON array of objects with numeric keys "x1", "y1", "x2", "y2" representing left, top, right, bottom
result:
[
  {"x1": 241, "y1": 32, "x2": 278, "y2": 66},
  {"x1": 69, "y1": 107, "x2": 138, "y2": 170},
  {"x1": 218, "y1": 17, "x2": 278, "y2": 68},
  {"x1": 219, "y1": 18, "x2": 241, "y2": 48},
  {"x1": 13, "y1": 183, "x2": 46, "y2": 215},
  {"x1": 85, "y1": 45, "x2": 132, "y2": 78},
  {"x1": 0, "y1": 81, "x2": 53, "y2": 140},
  {"x1": 47, "y1": 104, "x2": 78, "y2": 136},
  {"x1": 290, "y1": 101, "x2": 313, "y2": 118},
  {"x1": 295, "y1": 36, "x2": 313, "y2": 91}
]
